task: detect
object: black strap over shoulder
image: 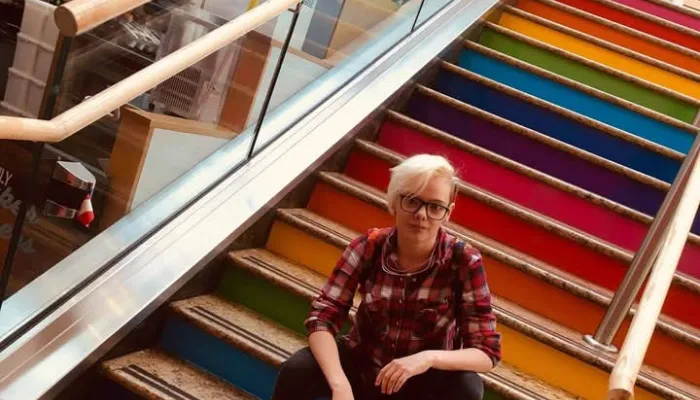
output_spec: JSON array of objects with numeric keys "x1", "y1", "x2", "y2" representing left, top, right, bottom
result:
[{"x1": 452, "y1": 240, "x2": 466, "y2": 350}]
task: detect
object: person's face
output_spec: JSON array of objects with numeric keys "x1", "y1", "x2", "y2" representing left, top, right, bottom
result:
[{"x1": 394, "y1": 175, "x2": 454, "y2": 244}]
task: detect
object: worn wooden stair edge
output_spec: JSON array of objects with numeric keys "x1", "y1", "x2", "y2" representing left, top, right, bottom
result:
[
  {"x1": 226, "y1": 249, "x2": 579, "y2": 400},
  {"x1": 504, "y1": 6, "x2": 700, "y2": 82},
  {"x1": 414, "y1": 84, "x2": 670, "y2": 192},
  {"x1": 102, "y1": 348, "x2": 255, "y2": 399},
  {"x1": 462, "y1": 40, "x2": 699, "y2": 133},
  {"x1": 438, "y1": 60, "x2": 686, "y2": 161},
  {"x1": 273, "y1": 207, "x2": 700, "y2": 399},
  {"x1": 305, "y1": 172, "x2": 700, "y2": 346},
  {"x1": 586, "y1": 0, "x2": 700, "y2": 37},
  {"x1": 533, "y1": 0, "x2": 700, "y2": 59},
  {"x1": 480, "y1": 22, "x2": 700, "y2": 108}
]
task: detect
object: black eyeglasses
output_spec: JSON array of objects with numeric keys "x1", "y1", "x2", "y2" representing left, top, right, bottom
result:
[{"x1": 399, "y1": 195, "x2": 450, "y2": 220}]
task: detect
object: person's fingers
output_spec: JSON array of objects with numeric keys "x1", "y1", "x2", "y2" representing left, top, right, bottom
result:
[
  {"x1": 390, "y1": 372, "x2": 409, "y2": 394},
  {"x1": 382, "y1": 367, "x2": 402, "y2": 394},
  {"x1": 375, "y1": 363, "x2": 390, "y2": 386}
]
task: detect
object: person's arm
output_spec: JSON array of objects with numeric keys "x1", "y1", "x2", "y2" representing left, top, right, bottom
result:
[
  {"x1": 452, "y1": 246, "x2": 502, "y2": 371},
  {"x1": 303, "y1": 234, "x2": 369, "y2": 393}
]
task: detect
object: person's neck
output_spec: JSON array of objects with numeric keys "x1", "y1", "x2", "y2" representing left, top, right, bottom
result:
[{"x1": 396, "y1": 230, "x2": 437, "y2": 272}]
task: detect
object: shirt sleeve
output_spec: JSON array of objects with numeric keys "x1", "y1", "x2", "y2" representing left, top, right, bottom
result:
[
  {"x1": 304, "y1": 233, "x2": 369, "y2": 337},
  {"x1": 458, "y1": 246, "x2": 502, "y2": 367}
]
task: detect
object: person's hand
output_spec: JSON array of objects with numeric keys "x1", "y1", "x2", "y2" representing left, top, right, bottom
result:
[
  {"x1": 331, "y1": 380, "x2": 354, "y2": 400},
  {"x1": 375, "y1": 351, "x2": 434, "y2": 395}
]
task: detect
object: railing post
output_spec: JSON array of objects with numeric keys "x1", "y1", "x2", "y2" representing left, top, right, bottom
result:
[
  {"x1": 584, "y1": 113, "x2": 700, "y2": 351},
  {"x1": 247, "y1": 2, "x2": 302, "y2": 159}
]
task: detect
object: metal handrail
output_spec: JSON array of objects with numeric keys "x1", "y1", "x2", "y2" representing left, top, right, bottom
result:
[{"x1": 0, "y1": 0, "x2": 300, "y2": 142}]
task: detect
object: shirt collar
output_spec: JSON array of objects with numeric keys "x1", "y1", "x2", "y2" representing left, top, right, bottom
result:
[{"x1": 381, "y1": 227, "x2": 449, "y2": 276}]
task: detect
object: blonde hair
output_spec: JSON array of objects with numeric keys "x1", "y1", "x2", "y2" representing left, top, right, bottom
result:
[{"x1": 387, "y1": 154, "x2": 457, "y2": 214}]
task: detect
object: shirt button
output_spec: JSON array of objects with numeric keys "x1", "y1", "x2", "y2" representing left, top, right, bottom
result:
[
  {"x1": 398, "y1": 299, "x2": 403, "y2": 304},
  {"x1": 412, "y1": 278, "x2": 417, "y2": 282}
]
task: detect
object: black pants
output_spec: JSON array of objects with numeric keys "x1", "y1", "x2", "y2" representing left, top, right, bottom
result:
[{"x1": 271, "y1": 344, "x2": 484, "y2": 400}]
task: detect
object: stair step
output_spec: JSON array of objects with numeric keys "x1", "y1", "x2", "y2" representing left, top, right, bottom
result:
[
  {"x1": 102, "y1": 349, "x2": 255, "y2": 400},
  {"x1": 374, "y1": 112, "x2": 700, "y2": 290},
  {"x1": 227, "y1": 243, "x2": 580, "y2": 399},
  {"x1": 517, "y1": 0, "x2": 700, "y2": 75},
  {"x1": 270, "y1": 206, "x2": 699, "y2": 398},
  {"x1": 436, "y1": 59, "x2": 684, "y2": 182},
  {"x1": 554, "y1": 0, "x2": 700, "y2": 50},
  {"x1": 499, "y1": 7, "x2": 700, "y2": 100},
  {"x1": 460, "y1": 40, "x2": 698, "y2": 154},
  {"x1": 478, "y1": 23, "x2": 700, "y2": 123},
  {"x1": 607, "y1": 0, "x2": 700, "y2": 32},
  {"x1": 169, "y1": 295, "x2": 305, "y2": 368},
  {"x1": 405, "y1": 84, "x2": 671, "y2": 221}
]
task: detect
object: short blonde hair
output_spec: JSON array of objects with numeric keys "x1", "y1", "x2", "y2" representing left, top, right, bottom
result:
[{"x1": 387, "y1": 154, "x2": 457, "y2": 214}]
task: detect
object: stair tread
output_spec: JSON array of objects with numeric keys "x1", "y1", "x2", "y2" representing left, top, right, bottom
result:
[
  {"x1": 103, "y1": 349, "x2": 255, "y2": 400},
  {"x1": 438, "y1": 59, "x2": 686, "y2": 161},
  {"x1": 228, "y1": 248, "x2": 363, "y2": 310},
  {"x1": 463, "y1": 39, "x2": 699, "y2": 133},
  {"x1": 504, "y1": 6, "x2": 700, "y2": 81},
  {"x1": 413, "y1": 83, "x2": 669, "y2": 192},
  {"x1": 301, "y1": 170, "x2": 700, "y2": 398},
  {"x1": 228, "y1": 244, "x2": 579, "y2": 399},
  {"x1": 169, "y1": 295, "x2": 306, "y2": 367},
  {"x1": 481, "y1": 22, "x2": 700, "y2": 107}
]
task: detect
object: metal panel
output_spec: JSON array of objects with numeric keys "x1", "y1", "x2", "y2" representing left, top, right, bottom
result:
[{"x1": 0, "y1": 0, "x2": 499, "y2": 398}]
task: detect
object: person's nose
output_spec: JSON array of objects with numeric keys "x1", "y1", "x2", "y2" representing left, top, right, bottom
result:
[{"x1": 413, "y1": 205, "x2": 428, "y2": 220}]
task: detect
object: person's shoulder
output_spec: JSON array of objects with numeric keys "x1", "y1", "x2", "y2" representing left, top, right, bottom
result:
[
  {"x1": 347, "y1": 227, "x2": 393, "y2": 251},
  {"x1": 447, "y1": 232, "x2": 481, "y2": 266}
]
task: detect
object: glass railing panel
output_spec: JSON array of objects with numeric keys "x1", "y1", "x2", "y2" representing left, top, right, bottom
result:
[
  {"x1": 413, "y1": 0, "x2": 453, "y2": 29},
  {"x1": 250, "y1": 0, "x2": 430, "y2": 154},
  {"x1": 0, "y1": 0, "x2": 284, "y2": 303}
]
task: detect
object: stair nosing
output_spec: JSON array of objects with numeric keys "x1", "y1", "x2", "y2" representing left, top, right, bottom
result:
[
  {"x1": 311, "y1": 169, "x2": 700, "y2": 349},
  {"x1": 414, "y1": 83, "x2": 670, "y2": 191},
  {"x1": 277, "y1": 205, "x2": 699, "y2": 399},
  {"x1": 439, "y1": 59, "x2": 687, "y2": 161},
  {"x1": 224, "y1": 252, "x2": 579, "y2": 400},
  {"x1": 531, "y1": 0, "x2": 700, "y2": 60},
  {"x1": 382, "y1": 111, "x2": 700, "y2": 254},
  {"x1": 169, "y1": 296, "x2": 304, "y2": 368},
  {"x1": 504, "y1": 6, "x2": 700, "y2": 82},
  {"x1": 463, "y1": 39, "x2": 699, "y2": 134},
  {"x1": 584, "y1": 0, "x2": 700, "y2": 38},
  {"x1": 482, "y1": 21, "x2": 700, "y2": 107}
]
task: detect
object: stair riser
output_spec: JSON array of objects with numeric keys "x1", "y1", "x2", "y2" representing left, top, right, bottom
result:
[
  {"x1": 499, "y1": 12, "x2": 700, "y2": 100},
  {"x1": 457, "y1": 48, "x2": 695, "y2": 157},
  {"x1": 553, "y1": 0, "x2": 700, "y2": 51},
  {"x1": 270, "y1": 221, "x2": 659, "y2": 399},
  {"x1": 517, "y1": 0, "x2": 700, "y2": 74},
  {"x1": 374, "y1": 121, "x2": 700, "y2": 281},
  {"x1": 499, "y1": 325, "x2": 658, "y2": 400},
  {"x1": 609, "y1": 0, "x2": 700, "y2": 32},
  {"x1": 307, "y1": 181, "x2": 699, "y2": 330},
  {"x1": 405, "y1": 91, "x2": 671, "y2": 223},
  {"x1": 160, "y1": 316, "x2": 278, "y2": 399},
  {"x1": 478, "y1": 28, "x2": 699, "y2": 123},
  {"x1": 437, "y1": 63, "x2": 683, "y2": 182}
]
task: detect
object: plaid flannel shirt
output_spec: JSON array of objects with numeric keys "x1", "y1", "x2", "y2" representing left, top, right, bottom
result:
[{"x1": 304, "y1": 227, "x2": 502, "y2": 373}]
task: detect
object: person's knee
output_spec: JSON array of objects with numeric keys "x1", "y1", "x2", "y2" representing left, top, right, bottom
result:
[
  {"x1": 451, "y1": 371, "x2": 484, "y2": 400},
  {"x1": 277, "y1": 347, "x2": 319, "y2": 386}
]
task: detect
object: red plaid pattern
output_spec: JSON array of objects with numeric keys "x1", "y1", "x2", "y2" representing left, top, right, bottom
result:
[{"x1": 305, "y1": 227, "x2": 502, "y2": 372}]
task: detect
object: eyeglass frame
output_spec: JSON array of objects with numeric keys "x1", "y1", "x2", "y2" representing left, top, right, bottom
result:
[{"x1": 398, "y1": 194, "x2": 452, "y2": 221}]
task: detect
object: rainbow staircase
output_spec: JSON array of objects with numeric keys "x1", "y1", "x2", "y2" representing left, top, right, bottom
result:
[{"x1": 98, "y1": 0, "x2": 700, "y2": 399}]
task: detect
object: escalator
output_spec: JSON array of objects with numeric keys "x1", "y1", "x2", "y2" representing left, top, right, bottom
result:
[
  {"x1": 2, "y1": 0, "x2": 700, "y2": 399},
  {"x1": 72, "y1": 0, "x2": 700, "y2": 399}
]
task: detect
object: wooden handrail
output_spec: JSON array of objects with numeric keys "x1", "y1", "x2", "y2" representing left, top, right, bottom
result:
[
  {"x1": 0, "y1": 0, "x2": 300, "y2": 143},
  {"x1": 54, "y1": 0, "x2": 152, "y2": 36},
  {"x1": 607, "y1": 145, "x2": 700, "y2": 399}
]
